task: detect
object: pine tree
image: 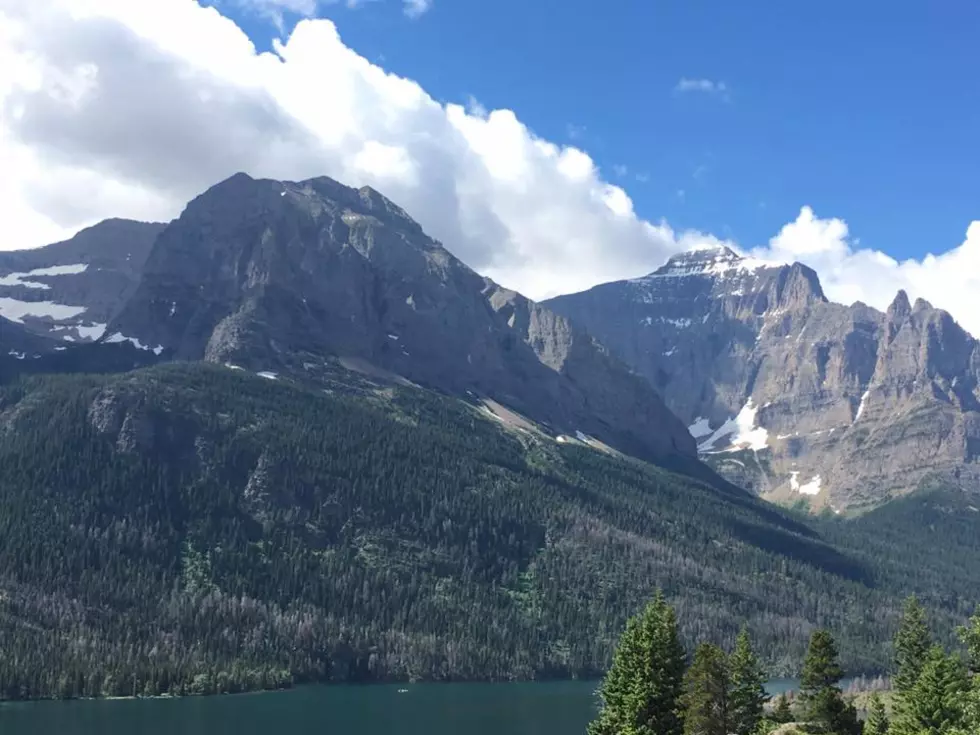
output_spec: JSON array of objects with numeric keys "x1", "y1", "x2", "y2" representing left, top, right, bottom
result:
[
  {"x1": 730, "y1": 626, "x2": 770, "y2": 735},
  {"x1": 772, "y1": 693, "x2": 795, "y2": 724},
  {"x1": 894, "y1": 596, "x2": 931, "y2": 697},
  {"x1": 588, "y1": 591, "x2": 687, "y2": 735},
  {"x1": 890, "y1": 646, "x2": 968, "y2": 735},
  {"x1": 800, "y1": 629, "x2": 859, "y2": 735},
  {"x1": 958, "y1": 605, "x2": 980, "y2": 674},
  {"x1": 682, "y1": 643, "x2": 730, "y2": 735},
  {"x1": 863, "y1": 692, "x2": 889, "y2": 735}
]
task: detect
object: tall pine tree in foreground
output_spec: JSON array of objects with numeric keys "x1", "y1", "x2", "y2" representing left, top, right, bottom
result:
[
  {"x1": 862, "y1": 692, "x2": 888, "y2": 735},
  {"x1": 588, "y1": 591, "x2": 686, "y2": 735},
  {"x1": 800, "y1": 629, "x2": 859, "y2": 735},
  {"x1": 894, "y1": 596, "x2": 931, "y2": 698},
  {"x1": 682, "y1": 643, "x2": 730, "y2": 735},
  {"x1": 889, "y1": 645, "x2": 968, "y2": 735},
  {"x1": 729, "y1": 626, "x2": 770, "y2": 735}
]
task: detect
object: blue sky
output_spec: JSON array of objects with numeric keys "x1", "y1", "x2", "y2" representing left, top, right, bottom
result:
[
  {"x1": 230, "y1": 0, "x2": 980, "y2": 262},
  {"x1": 4, "y1": 0, "x2": 978, "y2": 331}
]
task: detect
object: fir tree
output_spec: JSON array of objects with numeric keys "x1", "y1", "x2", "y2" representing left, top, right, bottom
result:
[
  {"x1": 730, "y1": 626, "x2": 770, "y2": 735},
  {"x1": 889, "y1": 646, "x2": 968, "y2": 735},
  {"x1": 958, "y1": 605, "x2": 980, "y2": 674},
  {"x1": 862, "y1": 692, "x2": 889, "y2": 735},
  {"x1": 682, "y1": 643, "x2": 730, "y2": 735},
  {"x1": 894, "y1": 596, "x2": 931, "y2": 697},
  {"x1": 773, "y1": 693, "x2": 795, "y2": 724},
  {"x1": 588, "y1": 591, "x2": 687, "y2": 735},
  {"x1": 800, "y1": 629, "x2": 859, "y2": 735}
]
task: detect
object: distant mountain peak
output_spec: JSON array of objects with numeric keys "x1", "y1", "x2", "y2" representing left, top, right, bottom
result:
[{"x1": 638, "y1": 245, "x2": 783, "y2": 281}]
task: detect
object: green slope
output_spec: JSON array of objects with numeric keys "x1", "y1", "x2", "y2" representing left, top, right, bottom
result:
[{"x1": 0, "y1": 362, "x2": 974, "y2": 699}]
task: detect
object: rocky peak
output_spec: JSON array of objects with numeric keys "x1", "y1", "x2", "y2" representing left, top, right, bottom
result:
[
  {"x1": 106, "y1": 172, "x2": 698, "y2": 466},
  {"x1": 770, "y1": 262, "x2": 827, "y2": 310},
  {"x1": 648, "y1": 246, "x2": 746, "y2": 278},
  {"x1": 544, "y1": 248, "x2": 980, "y2": 512},
  {"x1": 887, "y1": 290, "x2": 912, "y2": 322}
]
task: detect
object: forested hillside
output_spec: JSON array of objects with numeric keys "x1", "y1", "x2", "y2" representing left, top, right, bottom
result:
[{"x1": 1, "y1": 362, "x2": 980, "y2": 700}]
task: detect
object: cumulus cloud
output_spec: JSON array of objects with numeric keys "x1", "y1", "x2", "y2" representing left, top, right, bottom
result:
[
  {"x1": 750, "y1": 207, "x2": 980, "y2": 336},
  {"x1": 0, "y1": 0, "x2": 716, "y2": 300},
  {"x1": 674, "y1": 77, "x2": 730, "y2": 100},
  {"x1": 234, "y1": 0, "x2": 372, "y2": 30},
  {"x1": 0, "y1": 0, "x2": 978, "y2": 335}
]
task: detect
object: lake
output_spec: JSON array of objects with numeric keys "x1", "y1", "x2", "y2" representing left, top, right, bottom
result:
[{"x1": 0, "y1": 679, "x2": 802, "y2": 734}]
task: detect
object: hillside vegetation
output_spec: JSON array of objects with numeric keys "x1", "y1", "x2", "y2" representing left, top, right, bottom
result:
[{"x1": 0, "y1": 363, "x2": 979, "y2": 699}]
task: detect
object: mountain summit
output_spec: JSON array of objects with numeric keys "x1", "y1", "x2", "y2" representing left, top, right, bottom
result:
[
  {"x1": 99, "y1": 172, "x2": 696, "y2": 464},
  {"x1": 546, "y1": 247, "x2": 980, "y2": 511}
]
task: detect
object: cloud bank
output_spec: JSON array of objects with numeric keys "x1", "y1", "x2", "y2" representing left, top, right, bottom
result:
[{"x1": 0, "y1": 0, "x2": 978, "y2": 334}]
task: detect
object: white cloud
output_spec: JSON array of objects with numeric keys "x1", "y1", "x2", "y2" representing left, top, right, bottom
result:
[
  {"x1": 234, "y1": 0, "x2": 372, "y2": 29},
  {"x1": 0, "y1": 0, "x2": 978, "y2": 336},
  {"x1": 0, "y1": 0, "x2": 707, "y2": 301},
  {"x1": 750, "y1": 207, "x2": 980, "y2": 336},
  {"x1": 402, "y1": 0, "x2": 431, "y2": 17},
  {"x1": 675, "y1": 77, "x2": 730, "y2": 100}
]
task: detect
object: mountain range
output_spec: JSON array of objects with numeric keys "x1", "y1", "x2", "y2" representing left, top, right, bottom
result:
[
  {"x1": 1, "y1": 171, "x2": 980, "y2": 697},
  {"x1": 546, "y1": 246, "x2": 980, "y2": 512}
]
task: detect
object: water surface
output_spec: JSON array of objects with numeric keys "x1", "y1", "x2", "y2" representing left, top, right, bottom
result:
[{"x1": 0, "y1": 679, "x2": 804, "y2": 735}]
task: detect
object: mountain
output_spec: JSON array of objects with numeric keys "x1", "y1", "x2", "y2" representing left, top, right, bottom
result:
[
  {"x1": 3, "y1": 175, "x2": 980, "y2": 700},
  {"x1": 0, "y1": 219, "x2": 164, "y2": 344},
  {"x1": 544, "y1": 246, "x2": 980, "y2": 512},
  {"x1": 101, "y1": 172, "x2": 695, "y2": 466}
]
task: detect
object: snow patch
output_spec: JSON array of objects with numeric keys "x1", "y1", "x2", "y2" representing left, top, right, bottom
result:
[
  {"x1": 387, "y1": 334, "x2": 399, "y2": 340},
  {"x1": 75, "y1": 323, "x2": 107, "y2": 341},
  {"x1": 556, "y1": 435, "x2": 568, "y2": 444},
  {"x1": 575, "y1": 430, "x2": 590, "y2": 443},
  {"x1": 224, "y1": 363, "x2": 244, "y2": 371},
  {"x1": 855, "y1": 389, "x2": 871, "y2": 422},
  {"x1": 698, "y1": 399, "x2": 769, "y2": 452},
  {"x1": 6, "y1": 350, "x2": 25, "y2": 360},
  {"x1": 105, "y1": 332, "x2": 165, "y2": 355},
  {"x1": 790, "y1": 472, "x2": 822, "y2": 495},
  {"x1": 0, "y1": 263, "x2": 88, "y2": 289},
  {"x1": 0, "y1": 297, "x2": 87, "y2": 323},
  {"x1": 688, "y1": 417, "x2": 713, "y2": 439},
  {"x1": 256, "y1": 371, "x2": 278, "y2": 380},
  {"x1": 663, "y1": 348, "x2": 676, "y2": 357}
]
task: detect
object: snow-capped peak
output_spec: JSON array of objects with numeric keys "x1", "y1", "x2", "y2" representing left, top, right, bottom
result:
[{"x1": 634, "y1": 246, "x2": 782, "y2": 281}]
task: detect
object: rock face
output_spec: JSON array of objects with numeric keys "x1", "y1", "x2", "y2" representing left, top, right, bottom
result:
[
  {"x1": 0, "y1": 219, "x2": 164, "y2": 343},
  {"x1": 0, "y1": 315, "x2": 55, "y2": 359},
  {"x1": 107, "y1": 173, "x2": 696, "y2": 464},
  {"x1": 545, "y1": 246, "x2": 980, "y2": 511}
]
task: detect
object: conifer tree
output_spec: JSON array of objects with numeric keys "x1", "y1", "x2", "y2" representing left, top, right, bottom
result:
[
  {"x1": 772, "y1": 693, "x2": 795, "y2": 724},
  {"x1": 730, "y1": 626, "x2": 770, "y2": 735},
  {"x1": 890, "y1": 646, "x2": 968, "y2": 735},
  {"x1": 800, "y1": 629, "x2": 859, "y2": 735},
  {"x1": 863, "y1": 692, "x2": 889, "y2": 735},
  {"x1": 588, "y1": 591, "x2": 687, "y2": 735},
  {"x1": 894, "y1": 596, "x2": 931, "y2": 697},
  {"x1": 682, "y1": 643, "x2": 730, "y2": 735}
]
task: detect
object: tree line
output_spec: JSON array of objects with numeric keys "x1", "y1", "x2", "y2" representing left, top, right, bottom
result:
[{"x1": 589, "y1": 594, "x2": 980, "y2": 735}]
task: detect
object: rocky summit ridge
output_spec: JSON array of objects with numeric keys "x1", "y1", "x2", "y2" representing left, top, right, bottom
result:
[
  {"x1": 1, "y1": 173, "x2": 697, "y2": 470},
  {"x1": 546, "y1": 247, "x2": 980, "y2": 512}
]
